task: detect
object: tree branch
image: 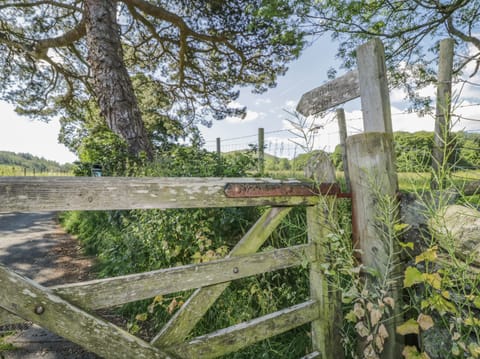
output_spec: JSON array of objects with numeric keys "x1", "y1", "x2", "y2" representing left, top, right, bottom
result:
[
  {"x1": 33, "y1": 19, "x2": 86, "y2": 58},
  {"x1": 122, "y1": 0, "x2": 247, "y2": 75},
  {"x1": 0, "y1": 1, "x2": 81, "y2": 12},
  {"x1": 446, "y1": 16, "x2": 480, "y2": 51}
]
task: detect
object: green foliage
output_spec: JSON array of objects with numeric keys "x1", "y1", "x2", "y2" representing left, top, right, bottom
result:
[
  {"x1": 61, "y1": 145, "x2": 313, "y2": 357},
  {"x1": 309, "y1": 0, "x2": 480, "y2": 110},
  {"x1": 264, "y1": 154, "x2": 292, "y2": 172},
  {"x1": 74, "y1": 130, "x2": 131, "y2": 176},
  {"x1": 397, "y1": 140, "x2": 480, "y2": 358},
  {"x1": 0, "y1": 151, "x2": 72, "y2": 176},
  {"x1": 394, "y1": 132, "x2": 434, "y2": 172},
  {"x1": 0, "y1": 1, "x2": 309, "y2": 127},
  {"x1": 0, "y1": 331, "x2": 17, "y2": 352}
]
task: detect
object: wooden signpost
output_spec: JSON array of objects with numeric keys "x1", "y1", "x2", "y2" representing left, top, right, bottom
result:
[{"x1": 296, "y1": 70, "x2": 359, "y2": 116}]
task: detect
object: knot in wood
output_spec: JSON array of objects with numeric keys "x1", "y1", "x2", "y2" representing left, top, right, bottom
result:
[{"x1": 34, "y1": 305, "x2": 45, "y2": 315}]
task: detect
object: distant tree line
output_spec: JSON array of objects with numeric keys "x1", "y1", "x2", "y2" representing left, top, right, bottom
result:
[
  {"x1": 332, "y1": 131, "x2": 480, "y2": 173},
  {"x1": 262, "y1": 131, "x2": 480, "y2": 174},
  {"x1": 0, "y1": 151, "x2": 72, "y2": 173}
]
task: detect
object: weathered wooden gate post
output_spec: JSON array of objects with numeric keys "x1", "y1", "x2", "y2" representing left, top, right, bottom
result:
[
  {"x1": 258, "y1": 127, "x2": 265, "y2": 175},
  {"x1": 305, "y1": 152, "x2": 344, "y2": 358},
  {"x1": 347, "y1": 38, "x2": 403, "y2": 358},
  {"x1": 431, "y1": 38, "x2": 454, "y2": 190},
  {"x1": 336, "y1": 108, "x2": 351, "y2": 192}
]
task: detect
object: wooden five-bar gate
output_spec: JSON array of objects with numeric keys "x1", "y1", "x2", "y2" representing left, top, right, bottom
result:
[{"x1": 0, "y1": 175, "x2": 342, "y2": 359}]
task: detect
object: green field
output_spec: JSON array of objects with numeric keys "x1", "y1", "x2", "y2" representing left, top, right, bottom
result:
[{"x1": 0, "y1": 164, "x2": 72, "y2": 176}]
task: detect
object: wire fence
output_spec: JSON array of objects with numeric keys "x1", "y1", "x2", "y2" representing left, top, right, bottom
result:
[{"x1": 0, "y1": 166, "x2": 72, "y2": 177}]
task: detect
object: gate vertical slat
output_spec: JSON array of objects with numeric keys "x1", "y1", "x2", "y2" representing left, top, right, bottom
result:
[{"x1": 306, "y1": 155, "x2": 344, "y2": 358}]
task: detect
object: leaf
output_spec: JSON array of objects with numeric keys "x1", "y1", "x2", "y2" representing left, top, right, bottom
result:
[
  {"x1": 355, "y1": 321, "x2": 370, "y2": 337},
  {"x1": 375, "y1": 334, "x2": 384, "y2": 351},
  {"x1": 402, "y1": 346, "x2": 431, "y2": 359},
  {"x1": 402, "y1": 346, "x2": 420, "y2": 359},
  {"x1": 473, "y1": 296, "x2": 480, "y2": 309},
  {"x1": 415, "y1": 246, "x2": 438, "y2": 264},
  {"x1": 421, "y1": 294, "x2": 457, "y2": 315},
  {"x1": 167, "y1": 298, "x2": 178, "y2": 315},
  {"x1": 353, "y1": 302, "x2": 365, "y2": 319},
  {"x1": 417, "y1": 313, "x2": 434, "y2": 331},
  {"x1": 422, "y1": 272, "x2": 442, "y2": 290},
  {"x1": 370, "y1": 308, "x2": 382, "y2": 326},
  {"x1": 383, "y1": 296, "x2": 395, "y2": 309},
  {"x1": 394, "y1": 223, "x2": 410, "y2": 234},
  {"x1": 451, "y1": 343, "x2": 461, "y2": 356},
  {"x1": 345, "y1": 310, "x2": 357, "y2": 323},
  {"x1": 363, "y1": 343, "x2": 379, "y2": 359},
  {"x1": 464, "y1": 316, "x2": 480, "y2": 326},
  {"x1": 468, "y1": 343, "x2": 480, "y2": 358},
  {"x1": 399, "y1": 241, "x2": 414, "y2": 250},
  {"x1": 396, "y1": 318, "x2": 419, "y2": 336},
  {"x1": 404, "y1": 267, "x2": 424, "y2": 288},
  {"x1": 378, "y1": 324, "x2": 389, "y2": 339},
  {"x1": 135, "y1": 313, "x2": 148, "y2": 321}
]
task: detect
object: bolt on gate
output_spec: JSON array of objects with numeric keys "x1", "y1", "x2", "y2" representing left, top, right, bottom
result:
[{"x1": 0, "y1": 172, "x2": 343, "y2": 359}]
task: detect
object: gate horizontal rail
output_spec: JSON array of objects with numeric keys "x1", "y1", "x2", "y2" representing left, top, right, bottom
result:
[
  {"x1": 52, "y1": 243, "x2": 315, "y2": 310},
  {"x1": 0, "y1": 177, "x2": 325, "y2": 212}
]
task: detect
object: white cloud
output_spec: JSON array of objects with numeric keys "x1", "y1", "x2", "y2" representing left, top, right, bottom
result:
[
  {"x1": 452, "y1": 100, "x2": 480, "y2": 132},
  {"x1": 283, "y1": 100, "x2": 297, "y2": 111},
  {"x1": 254, "y1": 98, "x2": 272, "y2": 106},
  {"x1": 225, "y1": 110, "x2": 263, "y2": 124}
]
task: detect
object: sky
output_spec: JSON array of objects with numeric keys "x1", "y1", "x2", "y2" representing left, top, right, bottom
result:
[
  {"x1": 0, "y1": 37, "x2": 480, "y2": 164},
  {"x1": 201, "y1": 39, "x2": 480, "y2": 159}
]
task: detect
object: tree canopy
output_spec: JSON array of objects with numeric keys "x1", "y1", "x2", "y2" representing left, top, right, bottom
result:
[
  {"x1": 309, "y1": 0, "x2": 480, "y2": 110},
  {"x1": 0, "y1": 0, "x2": 308, "y2": 157}
]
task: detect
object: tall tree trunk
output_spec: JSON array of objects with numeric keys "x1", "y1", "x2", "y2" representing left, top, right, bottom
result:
[{"x1": 84, "y1": 0, "x2": 153, "y2": 159}]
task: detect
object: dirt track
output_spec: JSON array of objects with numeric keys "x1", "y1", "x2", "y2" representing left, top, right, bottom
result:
[{"x1": 0, "y1": 212, "x2": 98, "y2": 358}]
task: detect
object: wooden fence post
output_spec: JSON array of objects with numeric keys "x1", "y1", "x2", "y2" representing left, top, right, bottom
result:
[
  {"x1": 351, "y1": 39, "x2": 403, "y2": 358},
  {"x1": 336, "y1": 108, "x2": 351, "y2": 192},
  {"x1": 258, "y1": 128, "x2": 265, "y2": 175},
  {"x1": 305, "y1": 153, "x2": 344, "y2": 358},
  {"x1": 431, "y1": 38, "x2": 454, "y2": 190},
  {"x1": 356, "y1": 39, "x2": 392, "y2": 133},
  {"x1": 216, "y1": 137, "x2": 221, "y2": 157},
  {"x1": 216, "y1": 137, "x2": 222, "y2": 173},
  {"x1": 347, "y1": 133, "x2": 402, "y2": 358}
]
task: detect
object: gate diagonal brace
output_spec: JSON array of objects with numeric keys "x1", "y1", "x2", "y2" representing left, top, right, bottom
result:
[{"x1": 0, "y1": 264, "x2": 174, "y2": 359}]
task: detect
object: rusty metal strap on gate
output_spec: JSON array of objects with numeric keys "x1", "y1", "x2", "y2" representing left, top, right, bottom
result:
[{"x1": 224, "y1": 182, "x2": 349, "y2": 198}]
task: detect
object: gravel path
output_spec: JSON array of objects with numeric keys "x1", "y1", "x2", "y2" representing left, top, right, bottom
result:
[{"x1": 0, "y1": 212, "x2": 99, "y2": 358}]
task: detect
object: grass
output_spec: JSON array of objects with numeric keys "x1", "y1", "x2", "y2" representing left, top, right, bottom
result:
[
  {"x1": 265, "y1": 169, "x2": 480, "y2": 193},
  {"x1": 0, "y1": 331, "x2": 17, "y2": 352},
  {"x1": 0, "y1": 164, "x2": 72, "y2": 176}
]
